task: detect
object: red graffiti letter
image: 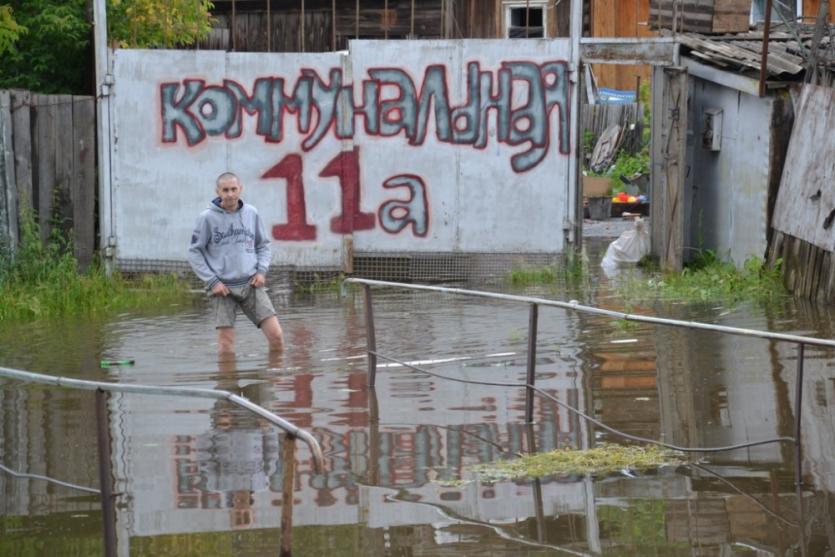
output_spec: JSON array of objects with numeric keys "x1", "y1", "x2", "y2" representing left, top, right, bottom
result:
[
  {"x1": 319, "y1": 147, "x2": 375, "y2": 234},
  {"x1": 262, "y1": 154, "x2": 317, "y2": 241}
]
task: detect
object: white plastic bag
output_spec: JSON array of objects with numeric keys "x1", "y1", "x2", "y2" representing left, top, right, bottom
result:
[{"x1": 601, "y1": 218, "x2": 650, "y2": 275}]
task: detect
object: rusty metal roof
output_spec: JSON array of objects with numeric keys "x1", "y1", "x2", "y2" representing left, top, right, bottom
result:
[{"x1": 673, "y1": 25, "x2": 835, "y2": 79}]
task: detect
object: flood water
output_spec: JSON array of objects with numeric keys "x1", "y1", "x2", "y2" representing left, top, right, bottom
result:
[{"x1": 2, "y1": 239, "x2": 835, "y2": 556}]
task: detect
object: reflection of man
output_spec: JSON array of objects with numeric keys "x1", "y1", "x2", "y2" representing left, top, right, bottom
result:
[{"x1": 195, "y1": 355, "x2": 282, "y2": 529}]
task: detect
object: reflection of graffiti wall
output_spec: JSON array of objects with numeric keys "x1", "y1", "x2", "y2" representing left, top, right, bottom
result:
[{"x1": 110, "y1": 40, "x2": 574, "y2": 269}]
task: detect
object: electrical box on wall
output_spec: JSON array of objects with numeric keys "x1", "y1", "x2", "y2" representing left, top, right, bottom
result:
[{"x1": 703, "y1": 108, "x2": 723, "y2": 151}]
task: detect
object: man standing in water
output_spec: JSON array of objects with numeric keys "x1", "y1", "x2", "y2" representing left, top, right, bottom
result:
[{"x1": 188, "y1": 172, "x2": 284, "y2": 355}]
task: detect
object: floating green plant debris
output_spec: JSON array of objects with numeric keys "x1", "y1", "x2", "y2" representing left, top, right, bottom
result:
[
  {"x1": 470, "y1": 443, "x2": 684, "y2": 481},
  {"x1": 435, "y1": 478, "x2": 472, "y2": 488}
]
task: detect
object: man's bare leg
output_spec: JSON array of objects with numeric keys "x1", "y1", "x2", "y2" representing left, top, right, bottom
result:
[
  {"x1": 217, "y1": 327, "x2": 236, "y2": 356},
  {"x1": 259, "y1": 315, "x2": 284, "y2": 352}
]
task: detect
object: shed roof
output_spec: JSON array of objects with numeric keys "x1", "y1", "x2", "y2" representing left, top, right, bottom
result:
[{"x1": 672, "y1": 24, "x2": 835, "y2": 80}]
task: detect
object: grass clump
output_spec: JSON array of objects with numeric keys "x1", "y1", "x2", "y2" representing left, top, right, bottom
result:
[
  {"x1": 507, "y1": 253, "x2": 589, "y2": 287},
  {"x1": 662, "y1": 254, "x2": 783, "y2": 304},
  {"x1": 0, "y1": 214, "x2": 194, "y2": 321},
  {"x1": 470, "y1": 443, "x2": 683, "y2": 481},
  {"x1": 623, "y1": 251, "x2": 786, "y2": 305},
  {"x1": 507, "y1": 266, "x2": 557, "y2": 286}
]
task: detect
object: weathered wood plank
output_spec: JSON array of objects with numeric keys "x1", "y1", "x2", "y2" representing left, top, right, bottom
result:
[
  {"x1": 581, "y1": 40, "x2": 677, "y2": 66},
  {"x1": 55, "y1": 94, "x2": 74, "y2": 238},
  {"x1": 10, "y1": 90, "x2": 32, "y2": 216},
  {"x1": 825, "y1": 249, "x2": 835, "y2": 302},
  {"x1": 33, "y1": 93, "x2": 57, "y2": 242},
  {"x1": 0, "y1": 90, "x2": 17, "y2": 248},
  {"x1": 72, "y1": 96, "x2": 96, "y2": 269},
  {"x1": 650, "y1": 66, "x2": 665, "y2": 258},
  {"x1": 661, "y1": 67, "x2": 687, "y2": 271},
  {"x1": 772, "y1": 86, "x2": 835, "y2": 254}
]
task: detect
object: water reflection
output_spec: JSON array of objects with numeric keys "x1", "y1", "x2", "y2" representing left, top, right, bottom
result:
[{"x1": 1, "y1": 269, "x2": 834, "y2": 555}]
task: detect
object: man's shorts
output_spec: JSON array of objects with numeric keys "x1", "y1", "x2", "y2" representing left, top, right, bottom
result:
[{"x1": 212, "y1": 285, "x2": 276, "y2": 329}]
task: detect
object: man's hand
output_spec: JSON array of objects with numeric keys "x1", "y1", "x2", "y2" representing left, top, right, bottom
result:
[
  {"x1": 212, "y1": 281, "x2": 230, "y2": 297},
  {"x1": 249, "y1": 273, "x2": 266, "y2": 287}
]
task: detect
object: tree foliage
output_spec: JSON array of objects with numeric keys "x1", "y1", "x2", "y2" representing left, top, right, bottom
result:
[
  {"x1": 0, "y1": 5, "x2": 26, "y2": 56},
  {"x1": 0, "y1": 0, "x2": 91, "y2": 93},
  {"x1": 108, "y1": 0, "x2": 214, "y2": 49},
  {"x1": 0, "y1": 0, "x2": 215, "y2": 94}
]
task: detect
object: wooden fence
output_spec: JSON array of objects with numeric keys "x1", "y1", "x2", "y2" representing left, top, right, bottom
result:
[
  {"x1": 582, "y1": 102, "x2": 645, "y2": 156},
  {"x1": 0, "y1": 90, "x2": 96, "y2": 269}
]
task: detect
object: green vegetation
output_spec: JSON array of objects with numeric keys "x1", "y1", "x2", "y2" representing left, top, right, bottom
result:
[
  {"x1": 507, "y1": 266, "x2": 557, "y2": 286},
  {"x1": 108, "y1": 0, "x2": 214, "y2": 49},
  {"x1": 625, "y1": 251, "x2": 787, "y2": 304},
  {"x1": 0, "y1": 5, "x2": 26, "y2": 56},
  {"x1": 471, "y1": 443, "x2": 683, "y2": 481},
  {"x1": 598, "y1": 500, "x2": 691, "y2": 553},
  {"x1": 0, "y1": 214, "x2": 194, "y2": 321},
  {"x1": 0, "y1": 0, "x2": 214, "y2": 93},
  {"x1": 293, "y1": 273, "x2": 346, "y2": 294},
  {"x1": 606, "y1": 150, "x2": 650, "y2": 195},
  {"x1": 0, "y1": 0, "x2": 91, "y2": 93},
  {"x1": 506, "y1": 252, "x2": 589, "y2": 287}
]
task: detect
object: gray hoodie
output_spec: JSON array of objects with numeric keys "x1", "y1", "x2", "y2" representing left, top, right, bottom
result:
[{"x1": 187, "y1": 197, "x2": 271, "y2": 289}]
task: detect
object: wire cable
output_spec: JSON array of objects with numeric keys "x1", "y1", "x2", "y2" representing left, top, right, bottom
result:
[
  {"x1": 371, "y1": 351, "x2": 796, "y2": 454},
  {"x1": 0, "y1": 461, "x2": 100, "y2": 494}
]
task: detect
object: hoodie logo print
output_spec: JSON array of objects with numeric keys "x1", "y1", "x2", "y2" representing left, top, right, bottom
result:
[{"x1": 213, "y1": 224, "x2": 255, "y2": 245}]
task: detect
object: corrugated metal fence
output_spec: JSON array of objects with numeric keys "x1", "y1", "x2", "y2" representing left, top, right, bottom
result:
[{"x1": 0, "y1": 90, "x2": 96, "y2": 269}]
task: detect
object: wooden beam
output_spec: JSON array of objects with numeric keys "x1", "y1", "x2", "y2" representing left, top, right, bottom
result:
[
  {"x1": 385, "y1": 0, "x2": 389, "y2": 39},
  {"x1": 301, "y1": 0, "x2": 305, "y2": 52},
  {"x1": 411, "y1": 0, "x2": 415, "y2": 37},
  {"x1": 355, "y1": 0, "x2": 359, "y2": 38},
  {"x1": 581, "y1": 38, "x2": 677, "y2": 65},
  {"x1": 231, "y1": 0, "x2": 236, "y2": 51},
  {"x1": 332, "y1": 0, "x2": 336, "y2": 50},
  {"x1": 267, "y1": 0, "x2": 271, "y2": 52},
  {"x1": 759, "y1": 0, "x2": 773, "y2": 96}
]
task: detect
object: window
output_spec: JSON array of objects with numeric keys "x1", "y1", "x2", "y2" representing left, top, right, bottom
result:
[
  {"x1": 751, "y1": 0, "x2": 800, "y2": 23},
  {"x1": 504, "y1": 1, "x2": 548, "y2": 38}
]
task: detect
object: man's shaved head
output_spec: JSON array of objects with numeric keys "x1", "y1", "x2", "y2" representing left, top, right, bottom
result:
[{"x1": 216, "y1": 172, "x2": 240, "y2": 187}]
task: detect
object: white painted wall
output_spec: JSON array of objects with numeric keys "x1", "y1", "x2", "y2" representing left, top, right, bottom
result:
[{"x1": 109, "y1": 40, "x2": 574, "y2": 270}]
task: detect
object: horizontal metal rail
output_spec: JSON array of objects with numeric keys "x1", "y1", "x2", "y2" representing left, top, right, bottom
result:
[
  {"x1": 346, "y1": 278, "x2": 822, "y2": 486},
  {"x1": 344, "y1": 278, "x2": 835, "y2": 349},
  {"x1": 0, "y1": 366, "x2": 324, "y2": 473}
]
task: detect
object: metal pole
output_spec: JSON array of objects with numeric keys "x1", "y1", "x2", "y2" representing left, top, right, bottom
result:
[
  {"x1": 341, "y1": 278, "x2": 835, "y2": 351},
  {"x1": 232, "y1": 0, "x2": 237, "y2": 51},
  {"x1": 758, "y1": 0, "x2": 773, "y2": 97},
  {"x1": 410, "y1": 0, "x2": 415, "y2": 37},
  {"x1": 0, "y1": 366, "x2": 325, "y2": 473},
  {"x1": 440, "y1": 0, "x2": 445, "y2": 38},
  {"x1": 525, "y1": 303, "x2": 539, "y2": 423},
  {"x1": 332, "y1": 0, "x2": 336, "y2": 50},
  {"x1": 301, "y1": 0, "x2": 306, "y2": 52},
  {"x1": 794, "y1": 342, "x2": 805, "y2": 486},
  {"x1": 267, "y1": 0, "x2": 271, "y2": 52},
  {"x1": 92, "y1": 0, "x2": 114, "y2": 274},
  {"x1": 368, "y1": 388, "x2": 380, "y2": 485},
  {"x1": 280, "y1": 435, "x2": 297, "y2": 557},
  {"x1": 385, "y1": 0, "x2": 389, "y2": 39},
  {"x1": 355, "y1": 0, "x2": 359, "y2": 38},
  {"x1": 363, "y1": 284, "x2": 378, "y2": 387},
  {"x1": 568, "y1": 0, "x2": 583, "y2": 249},
  {"x1": 526, "y1": 425, "x2": 545, "y2": 543},
  {"x1": 95, "y1": 389, "x2": 117, "y2": 557}
]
